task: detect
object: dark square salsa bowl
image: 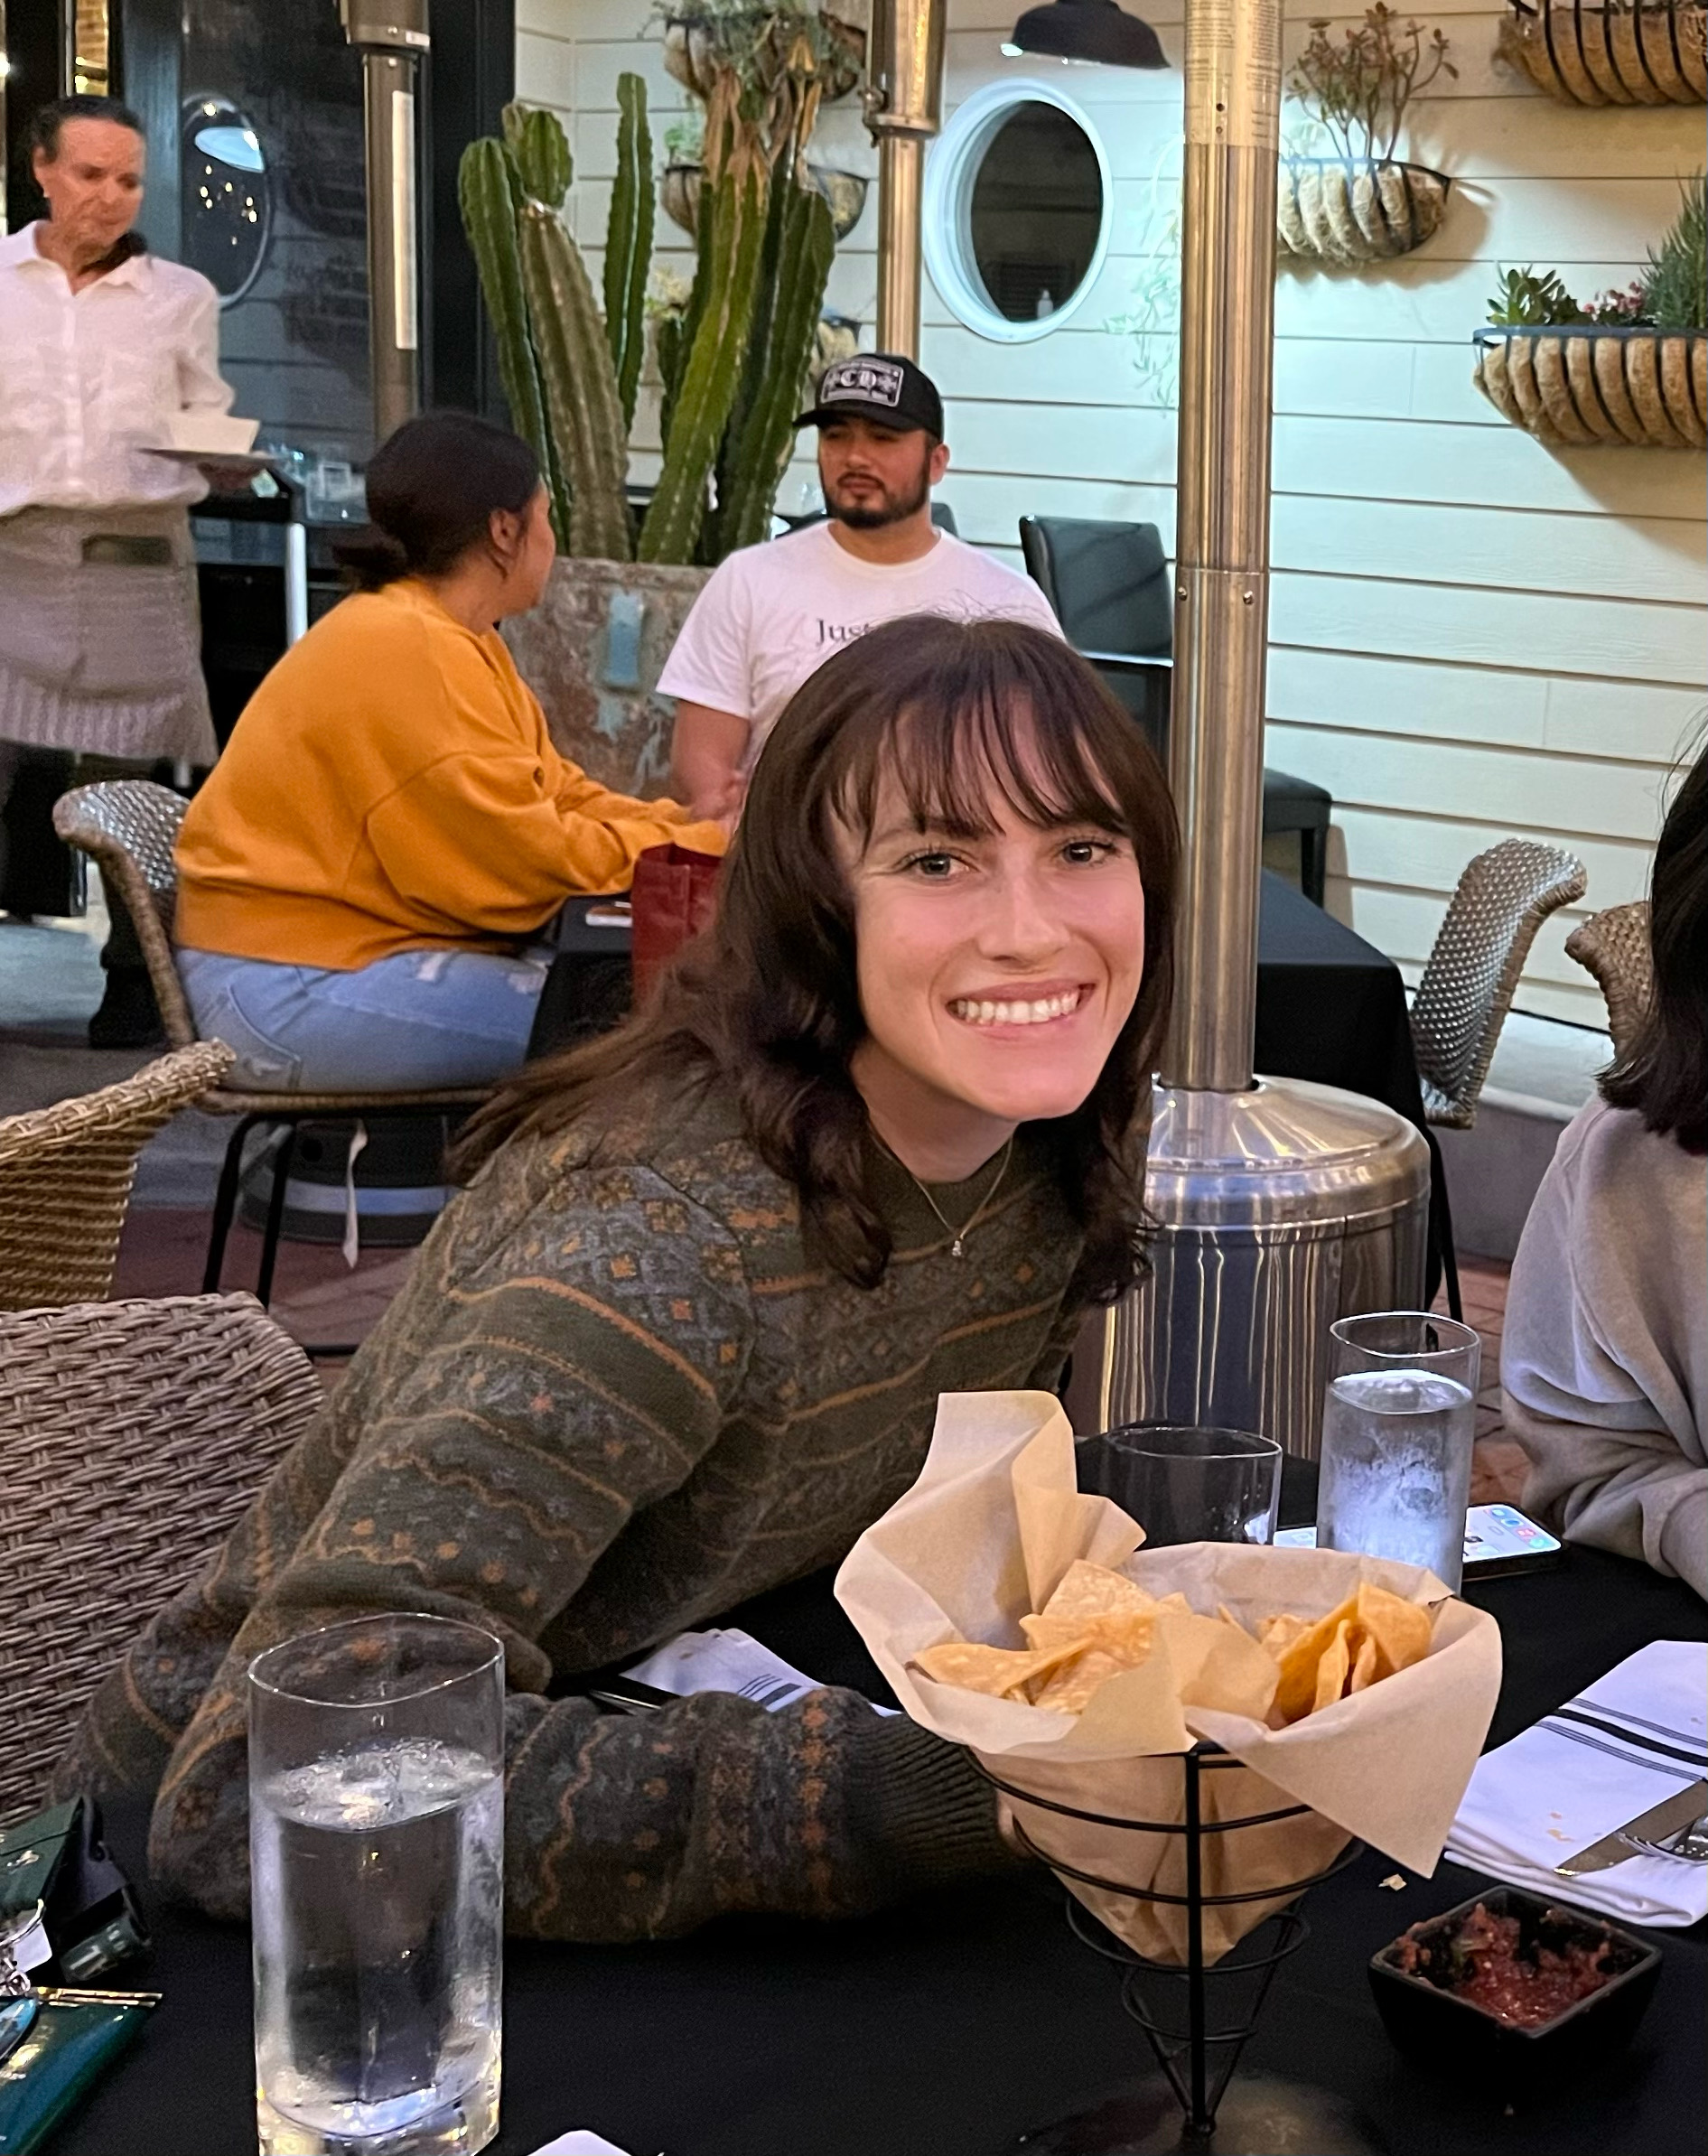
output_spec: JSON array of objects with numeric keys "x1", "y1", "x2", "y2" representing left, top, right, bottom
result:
[{"x1": 1368, "y1": 1885, "x2": 1663, "y2": 2093}]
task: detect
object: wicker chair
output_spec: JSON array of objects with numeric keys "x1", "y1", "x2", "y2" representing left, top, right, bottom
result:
[
  {"x1": 0, "y1": 1293, "x2": 321, "y2": 1826},
  {"x1": 1407, "y1": 837, "x2": 1587, "y2": 1321},
  {"x1": 1565, "y1": 901, "x2": 1654, "y2": 1063},
  {"x1": 52, "y1": 780, "x2": 486, "y2": 1320},
  {"x1": 0, "y1": 1041, "x2": 233, "y2": 1311}
]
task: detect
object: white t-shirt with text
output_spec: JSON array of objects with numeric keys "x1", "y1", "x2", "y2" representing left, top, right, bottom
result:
[{"x1": 657, "y1": 520, "x2": 1063, "y2": 770}]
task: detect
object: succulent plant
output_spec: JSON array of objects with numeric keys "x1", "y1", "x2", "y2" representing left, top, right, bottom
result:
[
  {"x1": 1640, "y1": 172, "x2": 1706, "y2": 332},
  {"x1": 1486, "y1": 266, "x2": 1587, "y2": 327}
]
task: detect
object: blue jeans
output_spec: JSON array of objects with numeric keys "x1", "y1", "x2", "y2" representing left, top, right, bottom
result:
[{"x1": 177, "y1": 945, "x2": 549, "y2": 1091}]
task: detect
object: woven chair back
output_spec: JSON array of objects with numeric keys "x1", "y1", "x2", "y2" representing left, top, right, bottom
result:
[
  {"x1": 1409, "y1": 838, "x2": 1588, "y2": 1128},
  {"x1": 0, "y1": 1293, "x2": 321, "y2": 1826},
  {"x1": 1565, "y1": 901, "x2": 1655, "y2": 1063},
  {"x1": 0, "y1": 1042, "x2": 233, "y2": 1310},
  {"x1": 52, "y1": 781, "x2": 199, "y2": 1048}
]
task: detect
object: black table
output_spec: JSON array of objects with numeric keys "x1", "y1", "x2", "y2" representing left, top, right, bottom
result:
[{"x1": 59, "y1": 1506, "x2": 1705, "y2": 2156}]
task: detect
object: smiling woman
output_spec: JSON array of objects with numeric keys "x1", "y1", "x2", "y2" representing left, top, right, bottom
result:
[{"x1": 64, "y1": 617, "x2": 1180, "y2": 1946}]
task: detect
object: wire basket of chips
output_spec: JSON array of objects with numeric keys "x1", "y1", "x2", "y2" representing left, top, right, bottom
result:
[{"x1": 835, "y1": 1392, "x2": 1503, "y2": 1967}]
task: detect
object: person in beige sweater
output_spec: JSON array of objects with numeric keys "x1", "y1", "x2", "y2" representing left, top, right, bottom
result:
[{"x1": 1502, "y1": 742, "x2": 1707, "y2": 1596}]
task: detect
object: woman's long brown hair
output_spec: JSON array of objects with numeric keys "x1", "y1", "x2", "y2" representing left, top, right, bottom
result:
[{"x1": 454, "y1": 615, "x2": 1179, "y2": 1302}]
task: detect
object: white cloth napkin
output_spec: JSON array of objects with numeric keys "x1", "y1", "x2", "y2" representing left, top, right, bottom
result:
[{"x1": 1446, "y1": 1638, "x2": 1708, "y2": 1927}]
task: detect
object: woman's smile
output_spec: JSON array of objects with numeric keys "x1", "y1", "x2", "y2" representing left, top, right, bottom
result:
[{"x1": 947, "y1": 984, "x2": 1090, "y2": 1029}]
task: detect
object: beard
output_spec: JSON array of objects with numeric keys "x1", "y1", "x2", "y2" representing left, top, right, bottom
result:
[{"x1": 824, "y1": 459, "x2": 931, "y2": 531}]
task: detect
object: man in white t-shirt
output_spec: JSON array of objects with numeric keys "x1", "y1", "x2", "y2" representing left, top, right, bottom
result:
[{"x1": 659, "y1": 353, "x2": 1061, "y2": 805}]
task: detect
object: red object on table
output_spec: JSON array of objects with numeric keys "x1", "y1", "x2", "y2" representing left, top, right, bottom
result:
[{"x1": 630, "y1": 843, "x2": 722, "y2": 999}]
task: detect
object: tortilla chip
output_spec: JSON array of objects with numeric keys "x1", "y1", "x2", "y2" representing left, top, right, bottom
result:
[
  {"x1": 911, "y1": 1639, "x2": 1056, "y2": 1700},
  {"x1": 1022, "y1": 1610, "x2": 1153, "y2": 1659},
  {"x1": 1040, "y1": 1560, "x2": 1157, "y2": 1625},
  {"x1": 1349, "y1": 1633, "x2": 1380, "y2": 1694},
  {"x1": 1353, "y1": 1582, "x2": 1433, "y2": 1679},
  {"x1": 1032, "y1": 1646, "x2": 1142, "y2": 1713},
  {"x1": 1271, "y1": 1593, "x2": 1360, "y2": 1722},
  {"x1": 1312, "y1": 1618, "x2": 1353, "y2": 1713},
  {"x1": 1257, "y1": 1612, "x2": 1311, "y2": 1657}
]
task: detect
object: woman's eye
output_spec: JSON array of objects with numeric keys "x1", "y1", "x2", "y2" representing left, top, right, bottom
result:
[
  {"x1": 1060, "y1": 838, "x2": 1116, "y2": 866},
  {"x1": 905, "y1": 851, "x2": 960, "y2": 879}
]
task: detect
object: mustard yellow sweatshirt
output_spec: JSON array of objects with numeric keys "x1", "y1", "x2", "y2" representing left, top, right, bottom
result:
[{"x1": 175, "y1": 578, "x2": 723, "y2": 970}]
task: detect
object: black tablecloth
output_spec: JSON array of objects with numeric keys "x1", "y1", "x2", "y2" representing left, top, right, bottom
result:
[{"x1": 58, "y1": 1479, "x2": 1706, "y2": 2156}]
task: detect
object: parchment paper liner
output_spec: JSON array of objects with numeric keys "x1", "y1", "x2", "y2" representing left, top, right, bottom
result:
[{"x1": 836, "y1": 1392, "x2": 1503, "y2": 1964}]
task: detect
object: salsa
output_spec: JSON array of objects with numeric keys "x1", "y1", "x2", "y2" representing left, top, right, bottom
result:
[{"x1": 1395, "y1": 1901, "x2": 1613, "y2": 2028}]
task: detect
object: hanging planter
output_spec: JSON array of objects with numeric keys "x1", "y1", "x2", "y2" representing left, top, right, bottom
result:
[
  {"x1": 661, "y1": 9, "x2": 865, "y2": 105},
  {"x1": 801, "y1": 163, "x2": 868, "y2": 238},
  {"x1": 1473, "y1": 326, "x2": 1707, "y2": 444},
  {"x1": 660, "y1": 160, "x2": 704, "y2": 236},
  {"x1": 1498, "y1": 0, "x2": 1706, "y2": 104},
  {"x1": 1278, "y1": 157, "x2": 1451, "y2": 264}
]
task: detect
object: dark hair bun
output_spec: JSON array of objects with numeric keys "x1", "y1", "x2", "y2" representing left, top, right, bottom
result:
[
  {"x1": 331, "y1": 526, "x2": 413, "y2": 593},
  {"x1": 350, "y1": 411, "x2": 542, "y2": 590}
]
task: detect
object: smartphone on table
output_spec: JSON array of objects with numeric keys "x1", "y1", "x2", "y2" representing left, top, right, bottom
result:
[{"x1": 1274, "y1": 1503, "x2": 1563, "y2": 1578}]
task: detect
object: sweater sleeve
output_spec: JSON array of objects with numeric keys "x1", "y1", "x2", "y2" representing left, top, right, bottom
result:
[
  {"x1": 1501, "y1": 1106, "x2": 1708, "y2": 1596},
  {"x1": 364, "y1": 749, "x2": 726, "y2": 931},
  {"x1": 141, "y1": 1162, "x2": 1007, "y2": 1936}
]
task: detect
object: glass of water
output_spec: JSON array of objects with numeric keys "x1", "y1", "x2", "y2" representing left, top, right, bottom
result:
[
  {"x1": 1316, "y1": 1312, "x2": 1481, "y2": 1591},
  {"x1": 249, "y1": 1614, "x2": 506, "y2": 2156},
  {"x1": 1078, "y1": 1423, "x2": 1283, "y2": 1546}
]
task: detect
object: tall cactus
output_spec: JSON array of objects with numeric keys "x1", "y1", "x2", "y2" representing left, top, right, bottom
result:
[
  {"x1": 504, "y1": 100, "x2": 573, "y2": 210},
  {"x1": 638, "y1": 134, "x2": 770, "y2": 564},
  {"x1": 518, "y1": 200, "x2": 633, "y2": 562},
  {"x1": 457, "y1": 137, "x2": 567, "y2": 544},
  {"x1": 711, "y1": 171, "x2": 835, "y2": 558},
  {"x1": 603, "y1": 73, "x2": 654, "y2": 437}
]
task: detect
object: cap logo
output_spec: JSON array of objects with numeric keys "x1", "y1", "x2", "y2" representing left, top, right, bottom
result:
[{"x1": 822, "y1": 357, "x2": 904, "y2": 408}]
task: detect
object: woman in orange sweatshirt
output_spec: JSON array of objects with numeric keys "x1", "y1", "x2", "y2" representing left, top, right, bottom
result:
[{"x1": 174, "y1": 413, "x2": 728, "y2": 1089}]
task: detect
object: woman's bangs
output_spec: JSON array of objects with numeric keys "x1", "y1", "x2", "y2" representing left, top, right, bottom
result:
[{"x1": 832, "y1": 642, "x2": 1131, "y2": 846}]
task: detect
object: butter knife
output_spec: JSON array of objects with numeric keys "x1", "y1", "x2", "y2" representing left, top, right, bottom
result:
[{"x1": 1555, "y1": 1777, "x2": 1708, "y2": 1876}]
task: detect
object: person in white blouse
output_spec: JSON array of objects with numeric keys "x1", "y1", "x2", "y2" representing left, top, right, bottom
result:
[{"x1": 0, "y1": 93, "x2": 237, "y2": 1042}]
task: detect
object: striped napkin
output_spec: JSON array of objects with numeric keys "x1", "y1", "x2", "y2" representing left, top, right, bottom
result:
[{"x1": 1446, "y1": 1639, "x2": 1708, "y2": 1927}]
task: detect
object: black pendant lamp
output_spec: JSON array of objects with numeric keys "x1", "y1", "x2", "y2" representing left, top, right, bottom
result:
[{"x1": 1003, "y1": 0, "x2": 1167, "y2": 67}]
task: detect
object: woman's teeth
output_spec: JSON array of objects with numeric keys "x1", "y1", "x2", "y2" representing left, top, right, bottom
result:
[{"x1": 948, "y1": 991, "x2": 1081, "y2": 1027}]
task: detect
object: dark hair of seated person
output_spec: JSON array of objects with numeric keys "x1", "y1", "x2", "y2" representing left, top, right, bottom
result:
[
  {"x1": 453, "y1": 612, "x2": 1180, "y2": 1305},
  {"x1": 1601, "y1": 733, "x2": 1707, "y2": 1155},
  {"x1": 332, "y1": 409, "x2": 543, "y2": 592}
]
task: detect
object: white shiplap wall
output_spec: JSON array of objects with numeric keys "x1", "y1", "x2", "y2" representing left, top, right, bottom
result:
[{"x1": 517, "y1": 0, "x2": 1706, "y2": 1023}]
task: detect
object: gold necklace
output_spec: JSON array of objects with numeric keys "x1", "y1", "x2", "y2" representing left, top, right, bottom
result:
[{"x1": 891, "y1": 1135, "x2": 1016, "y2": 1260}]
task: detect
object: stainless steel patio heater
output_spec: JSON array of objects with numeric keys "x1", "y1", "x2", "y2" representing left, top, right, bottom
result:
[
  {"x1": 341, "y1": 0, "x2": 429, "y2": 443},
  {"x1": 1095, "y1": 0, "x2": 1431, "y2": 1456},
  {"x1": 863, "y1": 0, "x2": 947, "y2": 356}
]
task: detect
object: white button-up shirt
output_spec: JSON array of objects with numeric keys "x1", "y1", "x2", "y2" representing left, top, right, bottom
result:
[{"x1": 0, "y1": 221, "x2": 234, "y2": 518}]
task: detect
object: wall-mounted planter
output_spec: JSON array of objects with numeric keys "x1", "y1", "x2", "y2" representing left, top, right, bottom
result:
[
  {"x1": 661, "y1": 12, "x2": 865, "y2": 105},
  {"x1": 1498, "y1": 0, "x2": 1706, "y2": 102},
  {"x1": 1277, "y1": 159, "x2": 1451, "y2": 265},
  {"x1": 660, "y1": 161, "x2": 703, "y2": 237},
  {"x1": 661, "y1": 160, "x2": 866, "y2": 241},
  {"x1": 1473, "y1": 326, "x2": 1707, "y2": 445}
]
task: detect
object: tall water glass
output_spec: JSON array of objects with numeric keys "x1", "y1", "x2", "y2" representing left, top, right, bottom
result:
[
  {"x1": 249, "y1": 1615, "x2": 506, "y2": 2156},
  {"x1": 1316, "y1": 1312, "x2": 1480, "y2": 1591},
  {"x1": 1078, "y1": 1423, "x2": 1283, "y2": 1545}
]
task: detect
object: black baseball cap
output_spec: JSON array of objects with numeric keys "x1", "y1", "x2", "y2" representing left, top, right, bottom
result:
[{"x1": 794, "y1": 352, "x2": 944, "y2": 438}]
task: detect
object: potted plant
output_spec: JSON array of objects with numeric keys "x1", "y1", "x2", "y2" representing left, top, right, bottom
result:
[
  {"x1": 659, "y1": 0, "x2": 865, "y2": 107},
  {"x1": 660, "y1": 113, "x2": 706, "y2": 236},
  {"x1": 1497, "y1": 0, "x2": 1705, "y2": 105},
  {"x1": 1472, "y1": 174, "x2": 1707, "y2": 445},
  {"x1": 1280, "y1": 5, "x2": 1456, "y2": 265}
]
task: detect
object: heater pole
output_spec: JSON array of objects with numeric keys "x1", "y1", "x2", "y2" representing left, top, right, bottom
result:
[
  {"x1": 865, "y1": 0, "x2": 947, "y2": 357},
  {"x1": 1162, "y1": 0, "x2": 1283, "y2": 1093},
  {"x1": 341, "y1": 0, "x2": 430, "y2": 445}
]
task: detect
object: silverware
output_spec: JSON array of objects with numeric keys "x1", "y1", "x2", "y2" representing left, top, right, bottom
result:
[{"x1": 1555, "y1": 1777, "x2": 1708, "y2": 1876}]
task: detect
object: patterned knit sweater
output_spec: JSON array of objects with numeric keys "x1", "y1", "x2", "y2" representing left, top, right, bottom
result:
[{"x1": 57, "y1": 1078, "x2": 1089, "y2": 1940}]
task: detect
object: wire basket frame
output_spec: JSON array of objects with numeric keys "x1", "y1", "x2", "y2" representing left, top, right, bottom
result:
[{"x1": 976, "y1": 1745, "x2": 1365, "y2": 2139}]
